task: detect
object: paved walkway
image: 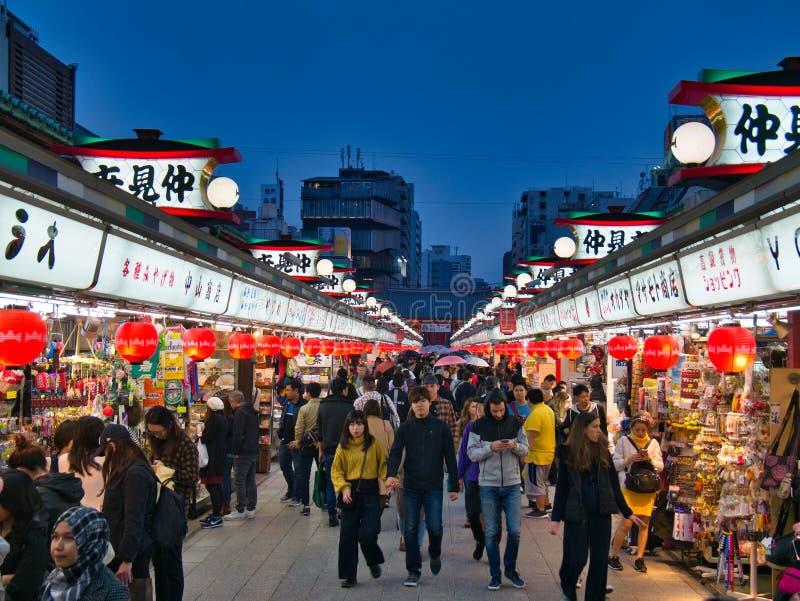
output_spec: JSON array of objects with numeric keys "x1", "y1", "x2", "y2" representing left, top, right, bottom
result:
[{"x1": 182, "y1": 469, "x2": 715, "y2": 601}]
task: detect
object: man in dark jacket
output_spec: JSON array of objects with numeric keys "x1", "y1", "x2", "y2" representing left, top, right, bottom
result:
[
  {"x1": 561, "y1": 384, "x2": 608, "y2": 438},
  {"x1": 451, "y1": 368, "x2": 477, "y2": 415},
  {"x1": 386, "y1": 386, "x2": 460, "y2": 587},
  {"x1": 36, "y1": 471, "x2": 84, "y2": 533},
  {"x1": 316, "y1": 378, "x2": 354, "y2": 517},
  {"x1": 277, "y1": 380, "x2": 305, "y2": 503},
  {"x1": 225, "y1": 389, "x2": 259, "y2": 520}
]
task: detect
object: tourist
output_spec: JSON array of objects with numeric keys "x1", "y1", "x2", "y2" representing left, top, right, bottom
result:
[
  {"x1": 277, "y1": 380, "x2": 305, "y2": 505},
  {"x1": 293, "y1": 381, "x2": 322, "y2": 517},
  {"x1": 317, "y1": 378, "x2": 356, "y2": 522},
  {"x1": 60, "y1": 415, "x2": 105, "y2": 510},
  {"x1": 199, "y1": 396, "x2": 228, "y2": 529},
  {"x1": 458, "y1": 398, "x2": 487, "y2": 559},
  {"x1": 523, "y1": 388, "x2": 556, "y2": 519},
  {"x1": 224, "y1": 390, "x2": 259, "y2": 520}
]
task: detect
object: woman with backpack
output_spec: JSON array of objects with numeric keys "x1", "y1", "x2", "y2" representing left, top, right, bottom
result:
[
  {"x1": 608, "y1": 411, "x2": 664, "y2": 574},
  {"x1": 98, "y1": 423, "x2": 157, "y2": 601}
]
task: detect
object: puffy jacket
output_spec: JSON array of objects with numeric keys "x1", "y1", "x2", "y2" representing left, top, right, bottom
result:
[
  {"x1": 35, "y1": 472, "x2": 84, "y2": 533},
  {"x1": 467, "y1": 409, "x2": 528, "y2": 488}
]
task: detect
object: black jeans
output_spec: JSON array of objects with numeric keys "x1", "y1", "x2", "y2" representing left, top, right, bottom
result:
[
  {"x1": 464, "y1": 480, "x2": 484, "y2": 545},
  {"x1": 560, "y1": 514, "x2": 612, "y2": 601},
  {"x1": 153, "y1": 541, "x2": 184, "y2": 601},
  {"x1": 338, "y1": 492, "x2": 384, "y2": 579},
  {"x1": 207, "y1": 482, "x2": 223, "y2": 516}
]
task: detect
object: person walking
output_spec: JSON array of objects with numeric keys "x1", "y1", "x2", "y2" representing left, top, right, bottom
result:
[
  {"x1": 0, "y1": 470, "x2": 49, "y2": 601},
  {"x1": 608, "y1": 411, "x2": 664, "y2": 573},
  {"x1": 467, "y1": 390, "x2": 529, "y2": 590},
  {"x1": 523, "y1": 388, "x2": 556, "y2": 519},
  {"x1": 199, "y1": 396, "x2": 229, "y2": 529},
  {"x1": 277, "y1": 380, "x2": 305, "y2": 504},
  {"x1": 561, "y1": 384, "x2": 608, "y2": 438},
  {"x1": 330, "y1": 410, "x2": 387, "y2": 588},
  {"x1": 97, "y1": 424, "x2": 157, "y2": 601},
  {"x1": 421, "y1": 374, "x2": 460, "y2": 448},
  {"x1": 317, "y1": 378, "x2": 355, "y2": 525},
  {"x1": 508, "y1": 379, "x2": 532, "y2": 424},
  {"x1": 386, "y1": 386, "x2": 460, "y2": 588},
  {"x1": 547, "y1": 412, "x2": 643, "y2": 601},
  {"x1": 60, "y1": 415, "x2": 106, "y2": 511},
  {"x1": 458, "y1": 398, "x2": 487, "y2": 558},
  {"x1": 48, "y1": 420, "x2": 76, "y2": 473},
  {"x1": 353, "y1": 375, "x2": 400, "y2": 430},
  {"x1": 225, "y1": 390, "x2": 259, "y2": 520},
  {"x1": 363, "y1": 398, "x2": 395, "y2": 461},
  {"x1": 389, "y1": 373, "x2": 410, "y2": 422},
  {"x1": 220, "y1": 395, "x2": 236, "y2": 516},
  {"x1": 42, "y1": 506, "x2": 130, "y2": 601},
  {"x1": 294, "y1": 382, "x2": 322, "y2": 518}
]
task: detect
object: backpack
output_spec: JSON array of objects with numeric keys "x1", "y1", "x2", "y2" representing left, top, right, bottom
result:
[
  {"x1": 152, "y1": 479, "x2": 188, "y2": 547},
  {"x1": 380, "y1": 394, "x2": 398, "y2": 431},
  {"x1": 624, "y1": 436, "x2": 660, "y2": 494}
]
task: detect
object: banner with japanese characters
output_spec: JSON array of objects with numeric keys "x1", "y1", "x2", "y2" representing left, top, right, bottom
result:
[
  {"x1": 556, "y1": 298, "x2": 580, "y2": 329},
  {"x1": 679, "y1": 229, "x2": 776, "y2": 306},
  {"x1": 247, "y1": 243, "x2": 331, "y2": 281},
  {"x1": 574, "y1": 290, "x2": 603, "y2": 326},
  {"x1": 0, "y1": 195, "x2": 105, "y2": 290},
  {"x1": 597, "y1": 278, "x2": 638, "y2": 321},
  {"x1": 224, "y1": 279, "x2": 270, "y2": 321},
  {"x1": 91, "y1": 233, "x2": 233, "y2": 314},
  {"x1": 554, "y1": 216, "x2": 665, "y2": 262},
  {"x1": 628, "y1": 258, "x2": 690, "y2": 316},
  {"x1": 525, "y1": 260, "x2": 578, "y2": 291}
]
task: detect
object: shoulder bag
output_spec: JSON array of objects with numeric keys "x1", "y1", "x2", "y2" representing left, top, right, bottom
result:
[
  {"x1": 624, "y1": 436, "x2": 660, "y2": 494},
  {"x1": 762, "y1": 389, "x2": 800, "y2": 489},
  {"x1": 337, "y1": 447, "x2": 368, "y2": 512}
]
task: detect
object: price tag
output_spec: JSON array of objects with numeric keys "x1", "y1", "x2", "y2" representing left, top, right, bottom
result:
[{"x1": 6, "y1": 390, "x2": 17, "y2": 399}]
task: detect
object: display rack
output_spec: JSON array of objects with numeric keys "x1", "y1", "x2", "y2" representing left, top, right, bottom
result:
[{"x1": 254, "y1": 356, "x2": 275, "y2": 472}]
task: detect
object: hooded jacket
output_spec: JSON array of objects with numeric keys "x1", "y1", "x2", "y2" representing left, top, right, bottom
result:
[
  {"x1": 466, "y1": 401, "x2": 529, "y2": 488},
  {"x1": 36, "y1": 472, "x2": 85, "y2": 533},
  {"x1": 560, "y1": 401, "x2": 607, "y2": 437}
]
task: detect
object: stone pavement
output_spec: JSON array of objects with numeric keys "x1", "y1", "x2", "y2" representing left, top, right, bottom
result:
[{"x1": 182, "y1": 469, "x2": 715, "y2": 601}]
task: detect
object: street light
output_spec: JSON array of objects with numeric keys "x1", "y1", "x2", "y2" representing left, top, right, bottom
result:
[
  {"x1": 516, "y1": 272, "x2": 532, "y2": 288},
  {"x1": 316, "y1": 258, "x2": 334, "y2": 277},
  {"x1": 503, "y1": 284, "x2": 517, "y2": 300},
  {"x1": 342, "y1": 278, "x2": 357, "y2": 293},
  {"x1": 553, "y1": 236, "x2": 577, "y2": 259},
  {"x1": 366, "y1": 296, "x2": 377, "y2": 308},
  {"x1": 207, "y1": 177, "x2": 240, "y2": 208},
  {"x1": 671, "y1": 121, "x2": 715, "y2": 164},
  {"x1": 490, "y1": 297, "x2": 502, "y2": 309}
]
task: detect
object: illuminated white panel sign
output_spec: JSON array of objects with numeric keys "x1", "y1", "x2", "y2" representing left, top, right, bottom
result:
[
  {"x1": 597, "y1": 278, "x2": 637, "y2": 321},
  {"x1": 224, "y1": 279, "x2": 270, "y2": 321},
  {"x1": 629, "y1": 259, "x2": 690, "y2": 316},
  {"x1": 760, "y1": 211, "x2": 800, "y2": 293},
  {"x1": 568, "y1": 223, "x2": 661, "y2": 261},
  {"x1": 574, "y1": 290, "x2": 603, "y2": 326},
  {"x1": 557, "y1": 298, "x2": 580, "y2": 329}
]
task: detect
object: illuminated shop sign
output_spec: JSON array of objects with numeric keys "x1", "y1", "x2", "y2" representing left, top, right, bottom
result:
[
  {"x1": 760, "y1": 210, "x2": 800, "y2": 293},
  {"x1": 597, "y1": 278, "x2": 637, "y2": 321},
  {"x1": 554, "y1": 217, "x2": 665, "y2": 262},
  {"x1": 574, "y1": 290, "x2": 603, "y2": 326},
  {"x1": 628, "y1": 259, "x2": 689, "y2": 316},
  {"x1": 557, "y1": 298, "x2": 580, "y2": 329},
  {"x1": 247, "y1": 243, "x2": 331, "y2": 280}
]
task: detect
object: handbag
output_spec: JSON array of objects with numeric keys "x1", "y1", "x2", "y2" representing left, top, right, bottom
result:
[
  {"x1": 312, "y1": 466, "x2": 326, "y2": 509},
  {"x1": 763, "y1": 389, "x2": 800, "y2": 489},
  {"x1": 624, "y1": 437, "x2": 660, "y2": 494},
  {"x1": 197, "y1": 440, "x2": 209, "y2": 469},
  {"x1": 767, "y1": 534, "x2": 800, "y2": 567},
  {"x1": 778, "y1": 567, "x2": 800, "y2": 595},
  {"x1": 337, "y1": 447, "x2": 368, "y2": 512}
]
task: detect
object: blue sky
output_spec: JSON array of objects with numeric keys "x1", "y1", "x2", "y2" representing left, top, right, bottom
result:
[{"x1": 16, "y1": 0, "x2": 798, "y2": 283}]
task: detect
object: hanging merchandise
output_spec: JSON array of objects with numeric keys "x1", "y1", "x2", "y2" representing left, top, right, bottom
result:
[{"x1": 0, "y1": 308, "x2": 48, "y2": 366}]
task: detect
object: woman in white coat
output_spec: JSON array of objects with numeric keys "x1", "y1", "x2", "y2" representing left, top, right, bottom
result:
[{"x1": 607, "y1": 411, "x2": 664, "y2": 574}]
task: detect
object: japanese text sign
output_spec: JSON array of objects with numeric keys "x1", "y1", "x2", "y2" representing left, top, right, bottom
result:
[
  {"x1": 629, "y1": 259, "x2": 689, "y2": 316},
  {"x1": 574, "y1": 290, "x2": 603, "y2": 326},
  {"x1": 597, "y1": 278, "x2": 638, "y2": 321},
  {"x1": 760, "y1": 211, "x2": 800, "y2": 292}
]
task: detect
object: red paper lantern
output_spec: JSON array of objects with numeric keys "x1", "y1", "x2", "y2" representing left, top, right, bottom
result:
[
  {"x1": 525, "y1": 341, "x2": 537, "y2": 357},
  {"x1": 256, "y1": 334, "x2": 281, "y2": 356},
  {"x1": 546, "y1": 339, "x2": 563, "y2": 360},
  {"x1": 707, "y1": 326, "x2": 756, "y2": 373},
  {"x1": 228, "y1": 332, "x2": 256, "y2": 360},
  {"x1": 643, "y1": 335, "x2": 680, "y2": 370},
  {"x1": 319, "y1": 339, "x2": 335, "y2": 355},
  {"x1": 607, "y1": 335, "x2": 638, "y2": 361},
  {"x1": 561, "y1": 339, "x2": 585, "y2": 360},
  {"x1": 115, "y1": 321, "x2": 158, "y2": 364},
  {"x1": 303, "y1": 338, "x2": 321, "y2": 356},
  {"x1": 350, "y1": 341, "x2": 364, "y2": 355},
  {"x1": 332, "y1": 341, "x2": 345, "y2": 357},
  {"x1": 280, "y1": 336, "x2": 302, "y2": 358},
  {"x1": 363, "y1": 343, "x2": 374, "y2": 353},
  {"x1": 0, "y1": 309, "x2": 48, "y2": 366},
  {"x1": 508, "y1": 342, "x2": 524, "y2": 355},
  {"x1": 182, "y1": 328, "x2": 216, "y2": 361}
]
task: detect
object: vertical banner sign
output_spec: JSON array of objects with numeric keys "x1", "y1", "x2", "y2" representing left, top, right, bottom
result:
[{"x1": 499, "y1": 307, "x2": 517, "y2": 335}]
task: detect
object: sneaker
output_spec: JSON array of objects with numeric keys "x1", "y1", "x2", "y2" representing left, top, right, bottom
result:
[
  {"x1": 329, "y1": 512, "x2": 339, "y2": 527},
  {"x1": 606, "y1": 584, "x2": 614, "y2": 594},
  {"x1": 201, "y1": 515, "x2": 223, "y2": 529},
  {"x1": 279, "y1": 493, "x2": 291, "y2": 502},
  {"x1": 430, "y1": 555, "x2": 441, "y2": 575},
  {"x1": 245, "y1": 510, "x2": 256, "y2": 519},
  {"x1": 287, "y1": 499, "x2": 302, "y2": 507},
  {"x1": 524, "y1": 509, "x2": 549, "y2": 519},
  {"x1": 505, "y1": 571, "x2": 526, "y2": 589},
  {"x1": 633, "y1": 558, "x2": 647, "y2": 573},
  {"x1": 403, "y1": 573, "x2": 420, "y2": 587},
  {"x1": 223, "y1": 510, "x2": 246, "y2": 520},
  {"x1": 340, "y1": 578, "x2": 356, "y2": 588},
  {"x1": 608, "y1": 556, "x2": 623, "y2": 571},
  {"x1": 369, "y1": 564, "x2": 381, "y2": 579},
  {"x1": 487, "y1": 576, "x2": 501, "y2": 591},
  {"x1": 301, "y1": 506, "x2": 310, "y2": 516},
  {"x1": 472, "y1": 542, "x2": 484, "y2": 560}
]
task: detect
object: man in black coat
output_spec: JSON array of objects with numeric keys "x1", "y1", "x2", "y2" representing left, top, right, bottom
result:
[
  {"x1": 316, "y1": 378, "x2": 354, "y2": 517},
  {"x1": 226, "y1": 390, "x2": 259, "y2": 520}
]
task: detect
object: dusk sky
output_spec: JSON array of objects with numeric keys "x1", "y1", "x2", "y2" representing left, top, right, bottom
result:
[{"x1": 17, "y1": 1, "x2": 798, "y2": 284}]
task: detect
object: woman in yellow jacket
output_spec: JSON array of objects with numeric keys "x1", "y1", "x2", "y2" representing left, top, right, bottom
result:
[{"x1": 331, "y1": 410, "x2": 387, "y2": 588}]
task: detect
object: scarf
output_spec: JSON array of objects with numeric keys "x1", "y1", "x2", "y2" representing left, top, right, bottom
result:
[
  {"x1": 40, "y1": 506, "x2": 110, "y2": 601},
  {"x1": 630, "y1": 432, "x2": 650, "y2": 450}
]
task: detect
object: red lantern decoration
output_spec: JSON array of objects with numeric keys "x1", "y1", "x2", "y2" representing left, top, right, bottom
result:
[
  {"x1": 115, "y1": 321, "x2": 158, "y2": 364},
  {"x1": 363, "y1": 343, "x2": 374, "y2": 354},
  {"x1": 561, "y1": 339, "x2": 584, "y2": 360},
  {"x1": 350, "y1": 341, "x2": 364, "y2": 355},
  {"x1": 228, "y1": 332, "x2": 256, "y2": 360},
  {"x1": 303, "y1": 338, "x2": 321, "y2": 356},
  {"x1": 508, "y1": 342, "x2": 524, "y2": 355},
  {"x1": 280, "y1": 336, "x2": 302, "y2": 358},
  {"x1": 607, "y1": 335, "x2": 638, "y2": 361},
  {"x1": 525, "y1": 341, "x2": 537, "y2": 357},
  {"x1": 320, "y1": 339, "x2": 335, "y2": 355},
  {"x1": 102, "y1": 405, "x2": 114, "y2": 417},
  {"x1": 0, "y1": 309, "x2": 48, "y2": 366},
  {"x1": 182, "y1": 328, "x2": 216, "y2": 362},
  {"x1": 256, "y1": 334, "x2": 281, "y2": 356},
  {"x1": 546, "y1": 339, "x2": 563, "y2": 360},
  {"x1": 707, "y1": 326, "x2": 756, "y2": 373},
  {"x1": 643, "y1": 335, "x2": 680, "y2": 370},
  {"x1": 332, "y1": 341, "x2": 345, "y2": 357}
]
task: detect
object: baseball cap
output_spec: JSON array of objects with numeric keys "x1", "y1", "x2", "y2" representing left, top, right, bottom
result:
[{"x1": 95, "y1": 423, "x2": 131, "y2": 457}]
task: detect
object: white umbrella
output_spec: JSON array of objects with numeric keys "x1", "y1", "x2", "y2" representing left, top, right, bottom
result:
[{"x1": 465, "y1": 356, "x2": 489, "y2": 367}]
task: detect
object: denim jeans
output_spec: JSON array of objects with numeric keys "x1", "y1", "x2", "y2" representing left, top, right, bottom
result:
[
  {"x1": 278, "y1": 443, "x2": 296, "y2": 497},
  {"x1": 403, "y1": 487, "x2": 443, "y2": 576},
  {"x1": 479, "y1": 484, "x2": 521, "y2": 579},
  {"x1": 221, "y1": 453, "x2": 234, "y2": 502},
  {"x1": 293, "y1": 448, "x2": 316, "y2": 507},
  {"x1": 234, "y1": 454, "x2": 258, "y2": 512},
  {"x1": 324, "y1": 453, "x2": 337, "y2": 513}
]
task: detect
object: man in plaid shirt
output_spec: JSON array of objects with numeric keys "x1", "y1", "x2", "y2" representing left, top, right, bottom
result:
[{"x1": 422, "y1": 374, "x2": 459, "y2": 448}]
